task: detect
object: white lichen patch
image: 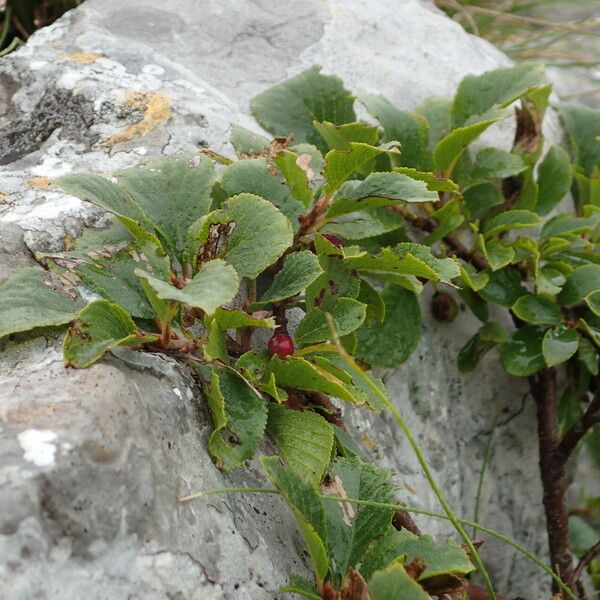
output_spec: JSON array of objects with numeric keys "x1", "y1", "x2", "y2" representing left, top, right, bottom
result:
[{"x1": 18, "y1": 429, "x2": 58, "y2": 467}]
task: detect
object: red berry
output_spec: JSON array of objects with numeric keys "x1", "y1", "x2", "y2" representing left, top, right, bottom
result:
[
  {"x1": 322, "y1": 234, "x2": 343, "y2": 248},
  {"x1": 268, "y1": 333, "x2": 295, "y2": 358}
]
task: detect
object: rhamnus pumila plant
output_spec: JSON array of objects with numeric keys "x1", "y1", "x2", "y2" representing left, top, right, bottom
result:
[{"x1": 1, "y1": 63, "x2": 599, "y2": 599}]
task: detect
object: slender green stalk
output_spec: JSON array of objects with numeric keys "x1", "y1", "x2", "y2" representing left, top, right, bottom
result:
[
  {"x1": 325, "y1": 315, "x2": 497, "y2": 599},
  {"x1": 179, "y1": 486, "x2": 576, "y2": 600},
  {"x1": 473, "y1": 419, "x2": 496, "y2": 538}
]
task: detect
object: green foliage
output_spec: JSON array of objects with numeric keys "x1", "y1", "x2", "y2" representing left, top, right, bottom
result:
[
  {"x1": 360, "y1": 528, "x2": 475, "y2": 581},
  {"x1": 4, "y1": 61, "x2": 600, "y2": 599},
  {"x1": 0, "y1": 267, "x2": 85, "y2": 338},
  {"x1": 63, "y1": 300, "x2": 156, "y2": 368},
  {"x1": 250, "y1": 66, "x2": 355, "y2": 152}
]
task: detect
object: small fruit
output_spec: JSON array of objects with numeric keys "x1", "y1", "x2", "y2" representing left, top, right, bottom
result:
[
  {"x1": 268, "y1": 332, "x2": 295, "y2": 358},
  {"x1": 322, "y1": 234, "x2": 343, "y2": 248},
  {"x1": 431, "y1": 291, "x2": 459, "y2": 322}
]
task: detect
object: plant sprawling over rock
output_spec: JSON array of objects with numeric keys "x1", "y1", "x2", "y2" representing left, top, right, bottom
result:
[{"x1": 1, "y1": 64, "x2": 599, "y2": 599}]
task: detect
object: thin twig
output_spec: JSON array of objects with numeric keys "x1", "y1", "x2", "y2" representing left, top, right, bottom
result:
[
  {"x1": 555, "y1": 387, "x2": 600, "y2": 466},
  {"x1": 573, "y1": 540, "x2": 600, "y2": 585},
  {"x1": 437, "y1": 1, "x2": 600, "y2": 35}
]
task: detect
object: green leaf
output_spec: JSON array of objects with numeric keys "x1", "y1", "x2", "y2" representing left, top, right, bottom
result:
[
  {"x1": 313, "y1": 120, "x2": 380, "y2": 151},
  {"x1": 470, "y1": 148, "x2": 526, "y2": 181},
  {"x1": 542, "y1": 326, "x2": 579, "y2": 367},
  {"x1": 197, "y1": 194, "x2": 293, "y2": 279},
  {"x1": 358, "y1": 278, "x2": 385, "y2": 322},
  {"x1": 343, "y1": 244, "x2": 459, "y2": 284},
  {"x1": 326, "y1": 353, "x2": 389, "y2": 413},
  {"x1": 434, "y1": 107, "x2": 510, "y2": 174},
  {"x1": 250, "y1": 66, "x2": 356, "y2": 152},
  {"x1": 559, "y1": 264, "x2": 600, "y2": 305},
  {"x1": 367, "y1": 560, "x2": 430, "y2": 600},
  {"x1": 135, "y1": 259, "x2": 239, "y2": 315},
  {"x1": 578, "y1": 337, "x2": 599, "y2": 375},
  {"x1": 76, "y1": 244, "x2": 166, "y2": 319},
  {"x1": 579, "y1": 318, "x2": 600, "y2": 349},
  {"x1": 235, "y1": 349, "x2": 270, "y2": 382},
  {"x1": 425, "y1": 197, "x2": 465, "y2": 244},
  {"x1": 479, "y1": 268, "x2": 526, "y2": 307},
  {"x1": 463, "y1": 182, "x2": 504, "y2": 221},
  {"x1": 541, "y1": 212, "x2": 600, "y2": 239},
  {"x1": 323, "y1": 457, "x2": 396, "y2": 580},
  {"x1": 214, "y1": 307, "x2": 275, "y2": 330},
  {"x1": 500, "y1": 325, "x2": 547, "y2": 376},
  {"x1": 267, "y1": 404, "x2": 334, "y2": 486},
  {"x1": 484, "y1": 238, "x2": 515, "y2": 271},
  {"x1": 536, "y1": 146, "x2": 573, "y2": 216},
  {"x1": 354, "y1": 284, "x2": 421, "y2": 368},
  {"x1": 279, "y1": 575, "x2": 321, "y2": 600},
  {"x1": 557, "y1": 102, "x2": 600, "y2": 176},
  {"x1": 56, "y1": 173, "x2": 148, "y2": 224},
  {"x1": 220, "y1": 158, "x2": 304, "y2": 230},
  {"x1": 415, "y1": 96, "x2": 451, "y2": 149},
  {"x1": 451, "y1": 63, "x2": 546, "y2": 128},
  {"x1": 203, "y1": 316, "x2": 228, "y2": 362},
  {"x1": 569, "y1": 514, "x2": 600, "y2": 558},
  {"x1": 324, "y1": 143, "x2": 388, "y2": 194},
  {"x1": 459, "y1": 261, "x2": 489, "y2": 292},
  {"x1": 207, "y1": 369, "x2": 268, "y2": 470},
  {"x1": 513, "y1": 167, "x2": 538, "y2": 211},
  {"x1": 254, "y1": 251, "x2": 323, "y2": 306},
  {"x1": 63, "y1": 300, "x2": 154, "y2": 368},
  {"x1": 327, "y1": 172, "x2": 438, "y2": 218},
  {"x1": 458, "y1": 332, "x2": 493, "y2": 373},
  {"x1": 393, "y1": 168, "x2": 458, "y2": 192},
  {"x1": 273, "y1": 150, "x2": 314, "y2": 207},
  {"x1": 361, "y1": 528, "x2": 475, "y2": 582},
  {"x1": 512, "y1": 294, "x2": 562, "y2": 325},
  {"x1": 322, "y1": 209, "x2": 405, "y2": 240},
  {"x1": 360, "y1": 95, "x2": 429, "y2": 168},
  {"x1": 115, "y1": 154, "x2": 215, "y2": 257},
  {"x1": 484, "y1": 210, "x2": 541, "y2": 237},
  {"x1": 261, "y1": 456, "x2": 330, "y2": 584},
  {"x1": 229, "y1": 124, "x2": 269, "y2": 156},
  {"x1": 0, "y1": 267, "x2": 85, "y2": 339},
  {"x1": 305, "y1": 256, "x2": 360, "y2": 310},
  {"x1": 295, "y1": 297, "x2": 367, "y2": 344},
  {"x1": 586, "y1": 290, "x2": 600, "y2": 317},
  {"x1": 268, "y1": 356, "x2": 361, "y2": 403}
]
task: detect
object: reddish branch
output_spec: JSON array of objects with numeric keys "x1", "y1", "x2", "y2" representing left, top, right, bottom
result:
[
  {"x1": 306, "y1": 391, "x2": 346, "y2": 430},
  {"x1": 530, "y1": 368, "x2": 576, "y2": 593}
]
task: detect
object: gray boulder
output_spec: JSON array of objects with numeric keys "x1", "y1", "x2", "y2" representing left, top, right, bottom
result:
[{"x1": 0, "y1": 1, "x2": 557, "y2": 597}]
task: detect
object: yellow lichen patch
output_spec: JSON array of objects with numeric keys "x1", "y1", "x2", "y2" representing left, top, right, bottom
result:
[
  {"x1": 361, "y1": 432, "x2": 379, "y2": 452},
  {"x1": 59, "y1": 52, "x2": 104, "y2": 64},
  {"x1": 0, "y1": 192, "x2": 7, "y2": 204},
  {"x1": 27, "y1": 176, "x2": 52, "y2": 189},
  {"x1": 106, "y1": 91, "x2": 172, "y2": 147}
]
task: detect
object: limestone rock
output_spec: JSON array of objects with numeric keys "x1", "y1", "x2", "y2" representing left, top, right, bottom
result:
[{"x1": 0, "y1": 1, "x2": 556, "y2": 597}]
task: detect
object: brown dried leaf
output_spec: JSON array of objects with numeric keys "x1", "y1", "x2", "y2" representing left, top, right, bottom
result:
[
  {"x1": 322, "y1": 474, "x2": 355, "y2": 526},
  {"x1": 340, "y1": 569, "x2": 370, "y2": 600}
]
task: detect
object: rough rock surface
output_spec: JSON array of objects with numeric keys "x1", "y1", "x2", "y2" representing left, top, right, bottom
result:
[{"x1": 0, "y1": 1, "x2": 558, "y2": 597}]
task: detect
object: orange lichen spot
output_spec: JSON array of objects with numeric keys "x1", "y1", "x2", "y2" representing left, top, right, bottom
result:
[
  {"x1": 27, "y1": 176, "x2": 52, "y2": 189},
  {"x1": 60, "y1": 52, "x2": 104, "y2": 63},
  {"x1": 106, "y1": 91, "x2": 172, "y2": 147}
]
